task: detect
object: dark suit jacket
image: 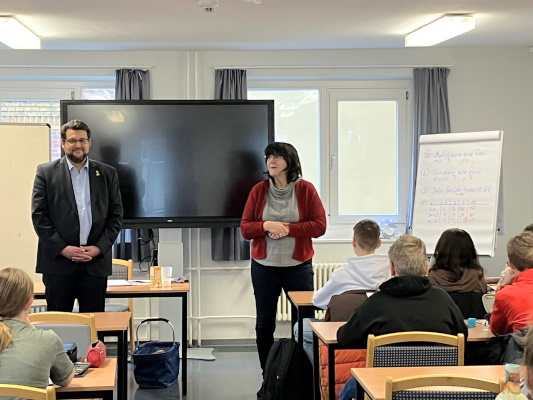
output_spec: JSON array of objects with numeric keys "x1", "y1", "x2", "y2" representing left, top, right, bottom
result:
[{"x1": 32, "y1": 157, "x2": 123, "y2": 276}]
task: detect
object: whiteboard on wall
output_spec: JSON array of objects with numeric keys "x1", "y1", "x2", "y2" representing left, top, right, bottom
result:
[
  {"x1": 411, "y1": 131, "x2": 503, "y2": 257},
  {"x1": 0, "y1": 124, "x2": 50, "y2": 280}
]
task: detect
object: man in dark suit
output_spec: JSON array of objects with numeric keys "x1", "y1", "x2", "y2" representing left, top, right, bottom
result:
[{"x1": 32, "y1": 119, "x2": 123, "y2": 312}]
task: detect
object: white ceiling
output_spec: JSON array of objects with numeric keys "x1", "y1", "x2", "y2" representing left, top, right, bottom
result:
[{"x1": 1, "y1": 0, "x2": 533, "y2": 51}]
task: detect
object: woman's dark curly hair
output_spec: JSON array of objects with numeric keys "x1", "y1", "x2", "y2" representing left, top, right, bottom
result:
[
  {"x1": 264, "y1": 142, "x2": 302, "y2": 183},
  {"x1": 431, "y1": 228, "x2": 484, "y2": 279}
]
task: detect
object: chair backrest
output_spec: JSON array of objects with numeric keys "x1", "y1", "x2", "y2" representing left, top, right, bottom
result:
[
  {"x1": 28, "y1": 312, "x2": 97, "y2": 358},
  {"x1": 0, "y1": 384, "x2": 56, "y2": 400},
  {"x1": 385, "y1": 374, "x2": 503, "y2": 400},
  {"x1": 325, "y1": 290, "x2": 370, "y2": 322},
  {"x1": 111, "y1": 258, "x2": 133, "y2": 280},
  {"x1": 366, "y1": 331, "x2": 465, "y2": 367},
  {"x1": 482, "y1": 293, "x2": 495, "y2": 314},
  {"x1": 29, "y1": 304, "x2": 48, "y2": 314},
  {"x1": 447, "y1": 292, "x2": 486, "y2": 319}
]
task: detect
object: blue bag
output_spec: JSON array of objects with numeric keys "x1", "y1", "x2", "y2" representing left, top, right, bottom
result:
[{"x1": 132, "y1": 318, "x2": 180, "y2": 389}]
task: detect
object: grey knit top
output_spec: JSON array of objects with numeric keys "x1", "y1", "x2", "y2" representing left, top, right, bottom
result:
[{"x1": 260, "y1": 179, "x2": 300, "y2": 267}]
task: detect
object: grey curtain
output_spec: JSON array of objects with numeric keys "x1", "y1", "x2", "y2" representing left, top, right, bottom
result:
[
  {"x1": 115, "y1": 69, "x2": 151, "y2": 100},
  {"x1": 113, "y1": 68, "x2": 152, "y2": 262},
  {"x1": 214, "y1": 69, "x2": 247, "y2": 99},
  {"x1": 406, "y1": 68, "x2": 451, "y2": 233},
  {"x1": 212, "y1": 69, "x2": 250, "y2": 261}
]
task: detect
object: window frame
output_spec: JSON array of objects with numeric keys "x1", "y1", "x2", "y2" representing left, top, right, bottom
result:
[
  {"x1": 328, "y1": 87, "x2": 410, "y2": 225},
  {"x1": 248, "y1": 79, "x2": 412, "y2": 237}
]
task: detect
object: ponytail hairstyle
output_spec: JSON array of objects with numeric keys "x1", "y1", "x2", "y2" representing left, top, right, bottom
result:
[{"x1": 0, "y1": 268, "x2": 34, "y2": 351}]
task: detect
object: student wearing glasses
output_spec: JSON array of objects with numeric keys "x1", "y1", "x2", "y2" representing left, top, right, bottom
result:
[
  {"x1": 241, "y1": 142, "x2": 326, "y2": 392},
  {"x1": 31, "y1": 119, "x2": 123, "y2": 312}
]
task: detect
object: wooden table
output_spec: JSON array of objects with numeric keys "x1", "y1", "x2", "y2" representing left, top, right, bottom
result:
[
  {"x1": 34, "y1": 281, "x2": 190, "y2": 396},
  {"x1": 55, "y1": 358, "x2": 117, "y2": 400},
  {"x1": 309, "y1": 321, "x2": 494, "y2": 400},
  {"x1": 93, "y1": 312, "x2": 130, "y2": 400},
  {"x1": 352, "y1": 365, "x2": 504, "y2": 400},
  {"x1": 468, "y1": 320, "x2": 494, "y2": 341},
  {"x1": 287, "y1": 291, "x2": 317, "y2": 350},
  {"x1": 310, "y1": 321, "x2": 344, "y2": 400}
]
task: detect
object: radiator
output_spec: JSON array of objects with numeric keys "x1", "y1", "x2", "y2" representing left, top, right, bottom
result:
[{"x1": 276, "y1": 262, "x2": 345, "y2": 321}]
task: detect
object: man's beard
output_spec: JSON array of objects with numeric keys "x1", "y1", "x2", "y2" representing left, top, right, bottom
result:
[{"x1": 66, "y1": 152, "x2": 88, "y2": 164}]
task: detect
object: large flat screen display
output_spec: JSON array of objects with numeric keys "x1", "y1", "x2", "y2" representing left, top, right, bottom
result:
[{"x1": 61, "y1": 100, "x2": 274, "y2": 228}]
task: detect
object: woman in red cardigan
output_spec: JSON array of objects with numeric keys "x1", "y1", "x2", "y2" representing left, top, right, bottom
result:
[{"x1": 241, "y1": 142, "x2": 326, "y2": 382}]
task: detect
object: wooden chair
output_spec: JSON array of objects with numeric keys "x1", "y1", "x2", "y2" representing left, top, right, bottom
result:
[
  {"x1": 366, "y1": 331, "x2": 465, "y2": 367},
  {"x1": 0, "y1": 384, "x2": 56, "y2": 400},
  {"x1": 72, "y1": 258, "x2": 135, "y2": 352},
  {"x1": 107, "y1": 258, "x2": 135, "y2": 353},
  {"x1": 384, "y1": 374, "x2": 503, "y2": 400},
  {"x1": 28, "y1": 312, "x2": 97, "y2": 358},
  {"x1": 482, "y1": 293, "x2": 495, "y2": 314}
]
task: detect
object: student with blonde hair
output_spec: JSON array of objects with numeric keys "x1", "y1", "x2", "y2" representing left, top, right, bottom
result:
[
  {"x1": 0, "y1": 267, "x2": 74, "y2": 388},
  {"x1": 313, "y1": 219, "x2": 390, "y2": 312}
]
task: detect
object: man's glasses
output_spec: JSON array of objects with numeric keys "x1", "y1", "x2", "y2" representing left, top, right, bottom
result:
[{"x1": 64, "y1": 138, "x2": 90, "y2": 145}]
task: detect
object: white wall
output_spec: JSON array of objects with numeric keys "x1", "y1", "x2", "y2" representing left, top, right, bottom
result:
[{"x1": 1, "y1": 47, "x2": 531, "y2": 340}]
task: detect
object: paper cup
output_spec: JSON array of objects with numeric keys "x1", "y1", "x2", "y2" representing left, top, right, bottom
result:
[{"x1": 161, "y1": 267, "x2": 173, "y2": 287}]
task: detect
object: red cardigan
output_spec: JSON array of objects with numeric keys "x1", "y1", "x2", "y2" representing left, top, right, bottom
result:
[
  {"x1": 490, "y1": 268, "x2": 533, "y2": 335},
  {"x1": 240, "y1": 179, "x2": 326, "y2": 262}
]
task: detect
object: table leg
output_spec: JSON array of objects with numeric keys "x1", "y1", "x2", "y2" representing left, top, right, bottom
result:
[
  {"x1": 182, "y1": 293, "x2": 188, "y2": 396},
  {"x1": 117, "y1": 329, "x2": 127, "y2": 400},
  {"x1": 356, "y1": 379, "x2": 365, "y2": 400},
  {"x1": 98, "y1": 331, "x2": 126, "y2": 400},
  {"x1": 312, "y1": 332, "x2": 320, "y2": 400},
  {"x1": 297, "y1": 309, "x2": 304, "y2": 356},
  {"x1": 290, "y1": 301, "x2": 298, "y2": 341},
  {"x1": 328, "y1": 345, "x2": 336, "y2": 400}
]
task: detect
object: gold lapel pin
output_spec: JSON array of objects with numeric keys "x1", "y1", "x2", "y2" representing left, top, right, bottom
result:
[{"x1": 96, "y1": 170, "x2": 101, "y2": 176}]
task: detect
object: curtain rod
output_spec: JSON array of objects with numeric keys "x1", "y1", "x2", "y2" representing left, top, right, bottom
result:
[
  {"x1": 0, "y1": 65, "x2": 153, "y2": 69},
  {"x1": 214, "y1": 64, "x2": 453, "y2": 70}
]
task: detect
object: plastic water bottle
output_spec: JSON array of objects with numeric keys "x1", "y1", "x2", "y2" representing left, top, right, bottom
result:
[{"x1": 495, "y1": 363, "x2": 528, "y2": 400}]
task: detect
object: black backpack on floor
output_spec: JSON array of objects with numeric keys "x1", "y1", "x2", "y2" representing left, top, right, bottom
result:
[{"x1": 261, "y1": 338, "x2": 300, "y2": 400}]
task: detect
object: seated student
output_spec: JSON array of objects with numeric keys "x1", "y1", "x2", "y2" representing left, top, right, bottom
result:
[
  {"x1": 312, "y1": 219, "x2": 390, "y2": 399},
  {"x1": 336, "y1": 235, "x2": 467, "y2": 400},
  {"x1": 298, "y1": 219, "x2": 390, "y2": 343},
  {"x1": 428, "y1": 228, "x2": 487, "y2": 318},
  {"x1": 497, "y1": 223, "x2": 533, "y2": 291},
  {"x1": 490, "y1": 231, "x2": 533, "y2": 335},
  {"x1": 313, "y1": 219, "x2": 390, "y2": 312},
  {"x1": 0, "y1": 267, "x2": 74, "y2": 389}
]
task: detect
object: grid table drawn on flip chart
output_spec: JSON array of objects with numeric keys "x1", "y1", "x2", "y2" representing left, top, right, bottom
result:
[{"x1": 412, "y1": 131, "x2": 503, "y2": 256}]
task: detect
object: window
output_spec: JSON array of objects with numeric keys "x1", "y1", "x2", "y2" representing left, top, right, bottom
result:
[
  {"x1": 0, "y1": 100, "x2": 62, "y2": 160},
  {"x1": 249, "y1": 82, "x2": 410, "y2": 232},
  {"x1": 248, "y1": 89, "x2": 320, "y2": 190},
  {"x1": 0, "y1": 87, "x2": 115, "y2": 160},
  {"x1": 329, "y1": 88, "x2": 409, "y2": 224},
  {"x1": 82, "y1": 88, "x2": 115, "y2": 100}
]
